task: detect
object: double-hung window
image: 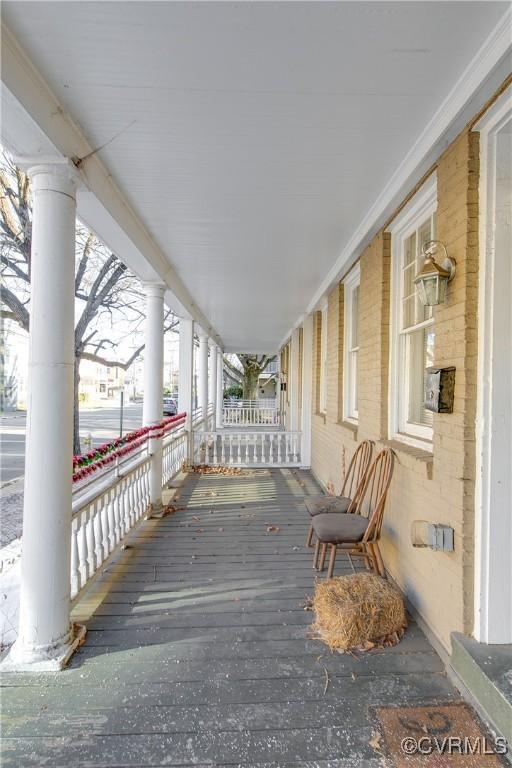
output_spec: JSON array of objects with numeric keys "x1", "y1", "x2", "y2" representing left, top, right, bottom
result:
[
  {"x1": 319, "y1": 299, "x2": 328, "y2": 413},
  {"x1": 389, "y1": 175, "x2": 437, "y2": 446},
  {"x1": 343, "y1": 264, "x2": 360, "y2": 422}
]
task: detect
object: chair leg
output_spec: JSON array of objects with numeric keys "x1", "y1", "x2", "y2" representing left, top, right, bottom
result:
[
  {"x1": 306, "y1": 524, "x2": 314, "y2": 548},
  {"x1": 318, "y1": 543, "x2": 327, "y2": 571},
  {"x1": 366, "y1": 543, "x2": 380, "y2": 575},
  {"x1": 327, "y1": 544, "x2": 337, "y2": 579},
  {"x1": 313, "y1": 539, "x2": 320, "y2": 569},
  {"x1": 372, "y1": 541, "x2": 386, "y2": 578}
]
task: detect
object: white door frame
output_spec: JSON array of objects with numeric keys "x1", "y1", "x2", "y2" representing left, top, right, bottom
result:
[{"x1": 473, "y1": 86, "x2": 512, "y2": 644}]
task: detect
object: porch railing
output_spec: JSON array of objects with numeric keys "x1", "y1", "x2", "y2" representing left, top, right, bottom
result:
[
  {"x1": 193, "y1": 430, "x2": 302, "y2": 467},
  {"x1": 70, "y1": 412, "x2": 188, "y2": 601},
  {"x1": 222, "y1": 401, "x2": 279, "y2": 426},
  {"x1": 223, "y1": 398, "x2": 277, "y2": 408},
  {"x1": 70, "y1": 452, "x2": 151, "y2": 599}
]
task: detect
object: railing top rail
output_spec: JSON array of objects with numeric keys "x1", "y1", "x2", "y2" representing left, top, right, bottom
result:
[
  {"x1": 72, "y1": 412, "x2": 186, "y2": 484},
  {"x1": 196, "y1": 429, "x2": 302, "y2": 436},
  {"x1": 71, "y1": 452, "x2": 151, "y2": 518}
]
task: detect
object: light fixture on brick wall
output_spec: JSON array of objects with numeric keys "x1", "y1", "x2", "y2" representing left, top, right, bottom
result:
[{"x1": 414, "y1": 240, "x2": 456, "y2": 306}]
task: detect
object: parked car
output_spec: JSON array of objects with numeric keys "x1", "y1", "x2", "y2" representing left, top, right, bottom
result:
[{"x1": 163, "y1": 396, "x2": 178, "y2": 416}]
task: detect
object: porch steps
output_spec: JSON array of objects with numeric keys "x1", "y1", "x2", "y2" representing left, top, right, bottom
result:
[{"x1": 450, "y1": 631, "x2": 512, "y2": 744}]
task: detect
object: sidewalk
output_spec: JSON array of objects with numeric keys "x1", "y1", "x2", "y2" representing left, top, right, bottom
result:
[{"x1": 0, "y1": 478, "x2": 23, "y2": 549}]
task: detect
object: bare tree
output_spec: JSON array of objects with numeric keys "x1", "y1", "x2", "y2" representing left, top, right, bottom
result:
[
  {"x1": 0, "y1": 151, "x2": 177, "y2": 453},
  {"x1": 223, "y1": 354, "x2": 276, "y2": 400}
]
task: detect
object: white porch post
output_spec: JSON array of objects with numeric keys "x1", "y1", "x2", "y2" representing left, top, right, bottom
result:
[
  {"x1": 209, "y1": 341, "x2": 218, "y2": 427},
  {"x1": 142, "y1": 283, "x2": 165, "y2": 512},
  {"x1": 290, "y1": 328, "x2": 301, "y2": 432},
  {"x1": 197, "y1": 331, "x2": 209, "y2": 425},
  {"x1": 8, "y1": 161, "x2": 78, "y2": 670},
  {"x1": 301, "y1": 315, "x2": 313, "y2": 468},
  {"x1": 178, "y1": 318, "x2": 194, "y2": 454},
  {"x1": 215, "y1": 347, "x2": 224, "y2": 429}
]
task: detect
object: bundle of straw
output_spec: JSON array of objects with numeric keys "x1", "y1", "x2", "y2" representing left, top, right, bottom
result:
[{"x1": 312, "y1": 572, "x2": 407, "y2": 652}]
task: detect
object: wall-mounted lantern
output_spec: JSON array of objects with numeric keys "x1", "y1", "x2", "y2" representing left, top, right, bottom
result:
[{"x1": 414, "y1": 240, "x2": 456, "y2": 307}]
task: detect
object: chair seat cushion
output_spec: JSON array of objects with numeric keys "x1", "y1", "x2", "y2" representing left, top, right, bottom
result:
[
  {"x1": 305, "y1": 495, "x2": 352, "y2": 516},
  {"x1": 312, "y1": 512, "x2": 368, "y2": 544}
]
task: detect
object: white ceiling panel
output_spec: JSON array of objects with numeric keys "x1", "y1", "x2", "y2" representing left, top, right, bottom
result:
[{"x1": 1, "y1": 1, "x2": 508, "y2": 350}]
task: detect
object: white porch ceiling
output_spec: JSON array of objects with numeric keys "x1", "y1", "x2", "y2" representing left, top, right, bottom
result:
[{"x1": 1, "y1": 2, "x2": 509, "y2": 352}]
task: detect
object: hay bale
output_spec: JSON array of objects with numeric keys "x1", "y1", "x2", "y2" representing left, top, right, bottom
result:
[{"x1": 312, "y1": 572, "x2": 407, "y2": 652}]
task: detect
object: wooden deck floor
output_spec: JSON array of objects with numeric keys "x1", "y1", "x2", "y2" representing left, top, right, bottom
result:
[{"x1": 1, "y1": 468, "x2": 464, "y2": 767}]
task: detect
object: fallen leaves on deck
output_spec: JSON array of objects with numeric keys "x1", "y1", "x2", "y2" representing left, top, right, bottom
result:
[
  {"x1": 191, "y1": 465, "x2": 250, "y2": 476},
  {"x1": 368, "y1": 732, "x2": 384, "y2": 756},
  {"x1": 265, "y1": 524, "x2": 280, "y2": 533}
]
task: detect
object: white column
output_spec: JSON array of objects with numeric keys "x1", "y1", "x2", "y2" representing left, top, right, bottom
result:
[
  {"x1": 197, "y1": 331, "x2": 209, "y2": 425},
  {"x1": 301, "y1": 315, "x2": 314, "y2": 468},
  {"x1": 8, "y1": 161, "x2": 78, "y2": 670},
  {"x1": 290, "y1": 328, "x2": 301, "y2": 432},
  {"x1": 209, "y1": 341, "x2": 218, "y2": 427},
  {"x1": 178, "y1": 318, "x2": 194, "y2": 447},
  {"x1": 142, "y1": 283, "x2": 165, "y2": 511},
  {"x1": 215, "y1": 347, "x2": 224, "y2": 429}
]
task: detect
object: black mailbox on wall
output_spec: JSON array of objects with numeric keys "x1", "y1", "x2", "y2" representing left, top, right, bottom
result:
[{"x1": 425, "y1": 366, "x2": 456, "y2": 413}]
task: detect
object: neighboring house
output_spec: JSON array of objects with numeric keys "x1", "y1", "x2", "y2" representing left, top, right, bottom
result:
[
  {"x1": 0, "y1": 320, "x2": 28, "y2": 411},
  {"x1": 257, "y1": 359, "x2": 278, "y2": 399},
  {"x1": 78, "y1": 359, "x2": 126, "y2": 403}
]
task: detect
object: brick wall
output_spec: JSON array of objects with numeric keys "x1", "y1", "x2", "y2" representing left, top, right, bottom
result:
[{"x1": 303, "y1": 124, "x2": 481, "y2": 651}]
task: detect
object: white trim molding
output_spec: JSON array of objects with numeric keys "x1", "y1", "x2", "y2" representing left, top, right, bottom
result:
[
  {"x1": 473, "y1": 85, "x2": 512, "y2": 645},
  {"x1": 343, "y1": 263, "x2": 360, "y2": 423}
]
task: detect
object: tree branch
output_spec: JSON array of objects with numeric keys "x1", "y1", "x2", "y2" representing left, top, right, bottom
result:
[{"x1": 0, "y1": 284, "x2": 29, "y2": 332}]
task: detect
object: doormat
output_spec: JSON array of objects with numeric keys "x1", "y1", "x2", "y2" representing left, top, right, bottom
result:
[{"x1": 372, "y1": 702, "x2": 507, "y2": 766}]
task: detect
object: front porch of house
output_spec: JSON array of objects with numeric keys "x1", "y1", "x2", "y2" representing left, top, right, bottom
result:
[
  {"x1": 1, "y1": 3, "x2": 511, "y2": 763},
  {"x1": 2, "y1": 468, "x2": 475, "y2": 767}
]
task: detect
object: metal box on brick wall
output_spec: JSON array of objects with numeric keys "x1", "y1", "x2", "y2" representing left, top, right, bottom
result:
[{"x1": 424, "y1": 366, "x2": 456, "y2": 413}]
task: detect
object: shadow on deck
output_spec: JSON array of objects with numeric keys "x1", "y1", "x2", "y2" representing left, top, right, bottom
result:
[{"x1": 0, "y1": 469, "x2": 477, "y2": 766}]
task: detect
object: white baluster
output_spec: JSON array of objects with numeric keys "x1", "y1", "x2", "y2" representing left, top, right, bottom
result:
[
  {"x1": 101, "y1": 493, "x2": 109, "y2": 557},
  {"x1": 95, "y1": 498, "x2": 104, "y2": 566},
  {"x1": 261, "y1": 433, "x2": 266, "y2": 463},
  {"x1": 108, "y1": 488, "x2": 115, "y2": 552},
  {"x1": 78, "y1": 510, "x2": 87, "y2": 589},
  {"x1": 292, "y1": 434, "x2": 298, "y2": 463},
  {"x1": 86, "y1": 506, "x2": 96, "y2": 578},
  {"x1": 269, "y1": 433, "x2": 274, "y2": 464},
  {"x1": 123, "y1": 478, "x2": 131, "y2": 534},
  {"x1": 113, "y1": 484, "x2": 121, "y2": 545},
  {"x1": 129, "y1": 478, "x2": 136, "y2": 528},
  {"x1": 285, "y1": 434, "x2": 291, "y2": 463},
  {"x1": 277, "y1": 433, "x2": 282, "y2": 464},
  {"x1": 229, "y1": 434, "x2": 233, "y2": 464},
  {"x1": 70, "y1": 518, "x2": 79, "y2": 599}
]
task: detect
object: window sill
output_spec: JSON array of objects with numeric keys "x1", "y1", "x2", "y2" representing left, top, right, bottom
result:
[
  {"x1": 337, "y1": 420, "x2": 358, "y2": 439},
  {"x1": 314, "y1": 411, "x2": 327, "y2": 425},
  {"x1": 383, "y1": 438, "x2": 433, "y2": 479}
]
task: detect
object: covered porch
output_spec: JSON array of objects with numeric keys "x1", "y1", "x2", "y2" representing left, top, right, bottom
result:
[
  {"x1": 2, "y1": 468, "x2": 466, "y2": 767},
  {"x1": 1, "y1": 2, "x2": 511, "y2": 764}
]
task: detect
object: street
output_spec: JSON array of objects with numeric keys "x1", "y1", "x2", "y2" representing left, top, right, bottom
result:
[{"x1": 0, "y1": 403, "x2": 143, "y2": 485}]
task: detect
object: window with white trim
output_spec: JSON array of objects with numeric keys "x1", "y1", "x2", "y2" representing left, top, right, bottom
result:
[
  {"x1": 389, "y1": 175, "x2": 437, "y2": 445},
  {"x1": 343, "y1": 264, "x2": 360, "y2": 422},
  {"x1": 319, "y1": 300, "x2": 328, "y2": 413}
]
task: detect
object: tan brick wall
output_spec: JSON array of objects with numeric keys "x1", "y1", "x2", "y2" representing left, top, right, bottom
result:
[{"x1": 303, "y1": 124, "x2": 481, "y2": 651}]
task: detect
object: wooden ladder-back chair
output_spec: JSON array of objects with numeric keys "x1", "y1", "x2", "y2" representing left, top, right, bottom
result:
[
  {"x1": 305, "y1": 439, "x2": 373, "y2": 547},
  {"x1": 312, "y1": 447, "x2": 395, "y2": 578}
]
